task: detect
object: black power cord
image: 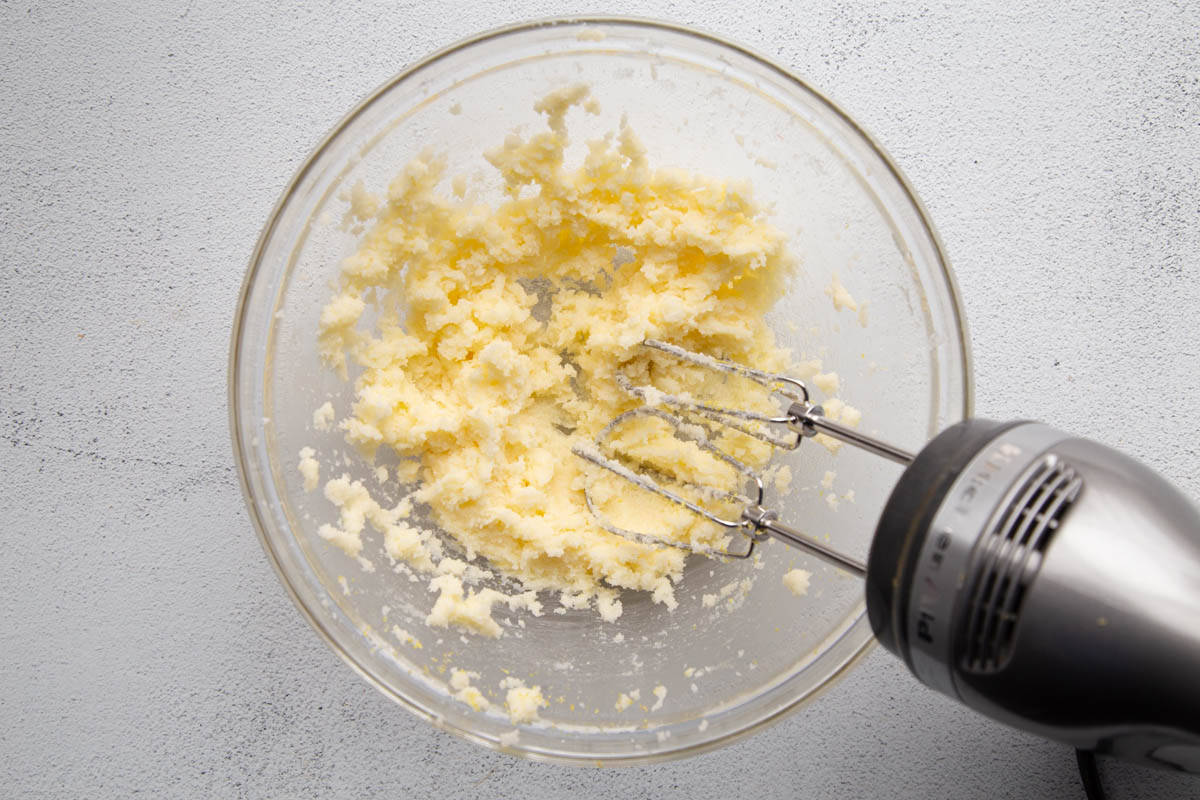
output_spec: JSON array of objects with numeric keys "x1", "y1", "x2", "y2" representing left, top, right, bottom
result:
[{"x1": 1077, "y1": 749, "x2": 1108, "y2": 800}]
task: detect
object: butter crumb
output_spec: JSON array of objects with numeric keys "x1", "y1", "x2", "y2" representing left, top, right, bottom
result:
[
  {"x1": 824, "y1": 398, "x2": 862, "y2": 427},
  {"x1": 426, "y1": 573, "x2": 542, "y2": 638},
  {"x1": 449, "y1": 669, "x2": 489, "y2": 711},
  {"x1": 319, "y1": 523, "x2": 362, "y2": 558},
  {"x1": 449, "y1": 668, "x2": 474, "y2": 691},
  {"x1": 396, "y1": 461, "x2": 420, "y2": 484},
  {"x1": 392, "y1": 626, "x2": 423, "y2": 649},
  {"x1": 312, "y1": 401, "x2": 335, "y2": 431},
  {"x1": 812, "y1": 372, "x2": 840, "y2": 396},
  {"x1": 772, "y1": 464, "x2": 793, "y2": 494},
  {"x1": 650, "y1": 685, "x2": 667, "y2": 711},
  {"x1": 532, "y1": 83, "x2": 591, "y2": 136},
  {"x1": 506, "y1": 685, "x2": 547, "y2": 724},
  {"x1": 595, "y1": 589, "x2": 623, "y2": 622},
  {"x1": 815, "y1": 399, "x2": 862, "y2": 453},
  {"x1": 783, "y1": 568, "x2": 812, "y2": 597},
  {"x1": 768, "y1": 462, "x2": 796, "y2": 494},
  {"x1": 346, "y1": 180, "x2": 380, "y2": 222},
  {"x1": 701, "y1": 578, "x2": 752, "y2": 609},
  {"x1": 298, "y1": 447, "x2": 320, "y2": 492},
  {"x1": 826, "y1": 273, "x2": 858, "y2": 312}
]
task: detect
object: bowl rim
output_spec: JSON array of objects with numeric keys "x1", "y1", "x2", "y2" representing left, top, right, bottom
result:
[{"x1": 228, "y1": 14, "x2": 975, "y2": 766}]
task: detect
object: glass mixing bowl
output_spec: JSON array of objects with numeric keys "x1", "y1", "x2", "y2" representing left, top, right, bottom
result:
[{"x1": 229, "y1": 18, "x2": 971, "y2": 764}]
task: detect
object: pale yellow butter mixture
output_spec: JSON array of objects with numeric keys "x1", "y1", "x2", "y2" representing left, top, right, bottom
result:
[{"x1": 314, "y1": 85, "x2": 855, "y2": 631}]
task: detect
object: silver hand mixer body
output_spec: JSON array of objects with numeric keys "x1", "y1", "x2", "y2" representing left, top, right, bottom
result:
[
  {"x1": 578, "y1": 342, "x2": 1200, "y2": 773},
  {"x1": 868, "y1": 418, "x2": 1200, "y2": 773}
]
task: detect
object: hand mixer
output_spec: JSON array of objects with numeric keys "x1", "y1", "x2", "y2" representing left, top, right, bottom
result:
[{"x1": 573, "y1": 339, "x2": 1200, "y2": 777}]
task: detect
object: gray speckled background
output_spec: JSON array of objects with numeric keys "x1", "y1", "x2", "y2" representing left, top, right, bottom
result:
[{"x1": 3, "y1": 1, "x2": 1198, "y2": 797}]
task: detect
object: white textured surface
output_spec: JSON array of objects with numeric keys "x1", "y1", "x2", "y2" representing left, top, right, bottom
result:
[{"x1": 3, "y1": 1, "x2": 1198, "y2": 797}]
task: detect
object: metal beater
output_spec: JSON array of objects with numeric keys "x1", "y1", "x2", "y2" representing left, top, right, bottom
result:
[
  {"x1": 574, "y1": 339, "x2": 910, "y2": 573},
  {"x1": 573, "y1": 339, "x2": 1200, "y2": 776}
]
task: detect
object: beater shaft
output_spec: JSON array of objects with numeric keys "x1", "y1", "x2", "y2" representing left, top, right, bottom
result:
[
  {"x1": 790, "y1": 403, "x2": 915, "y2": 466},
  {"x1": 742, "y1": 506, "x2": 868, "y2": 576}
]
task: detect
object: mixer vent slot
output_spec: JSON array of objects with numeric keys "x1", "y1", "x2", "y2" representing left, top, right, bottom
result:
[{"x1": 960, "y1": 454, "x2": 1082, "y2": 674}]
